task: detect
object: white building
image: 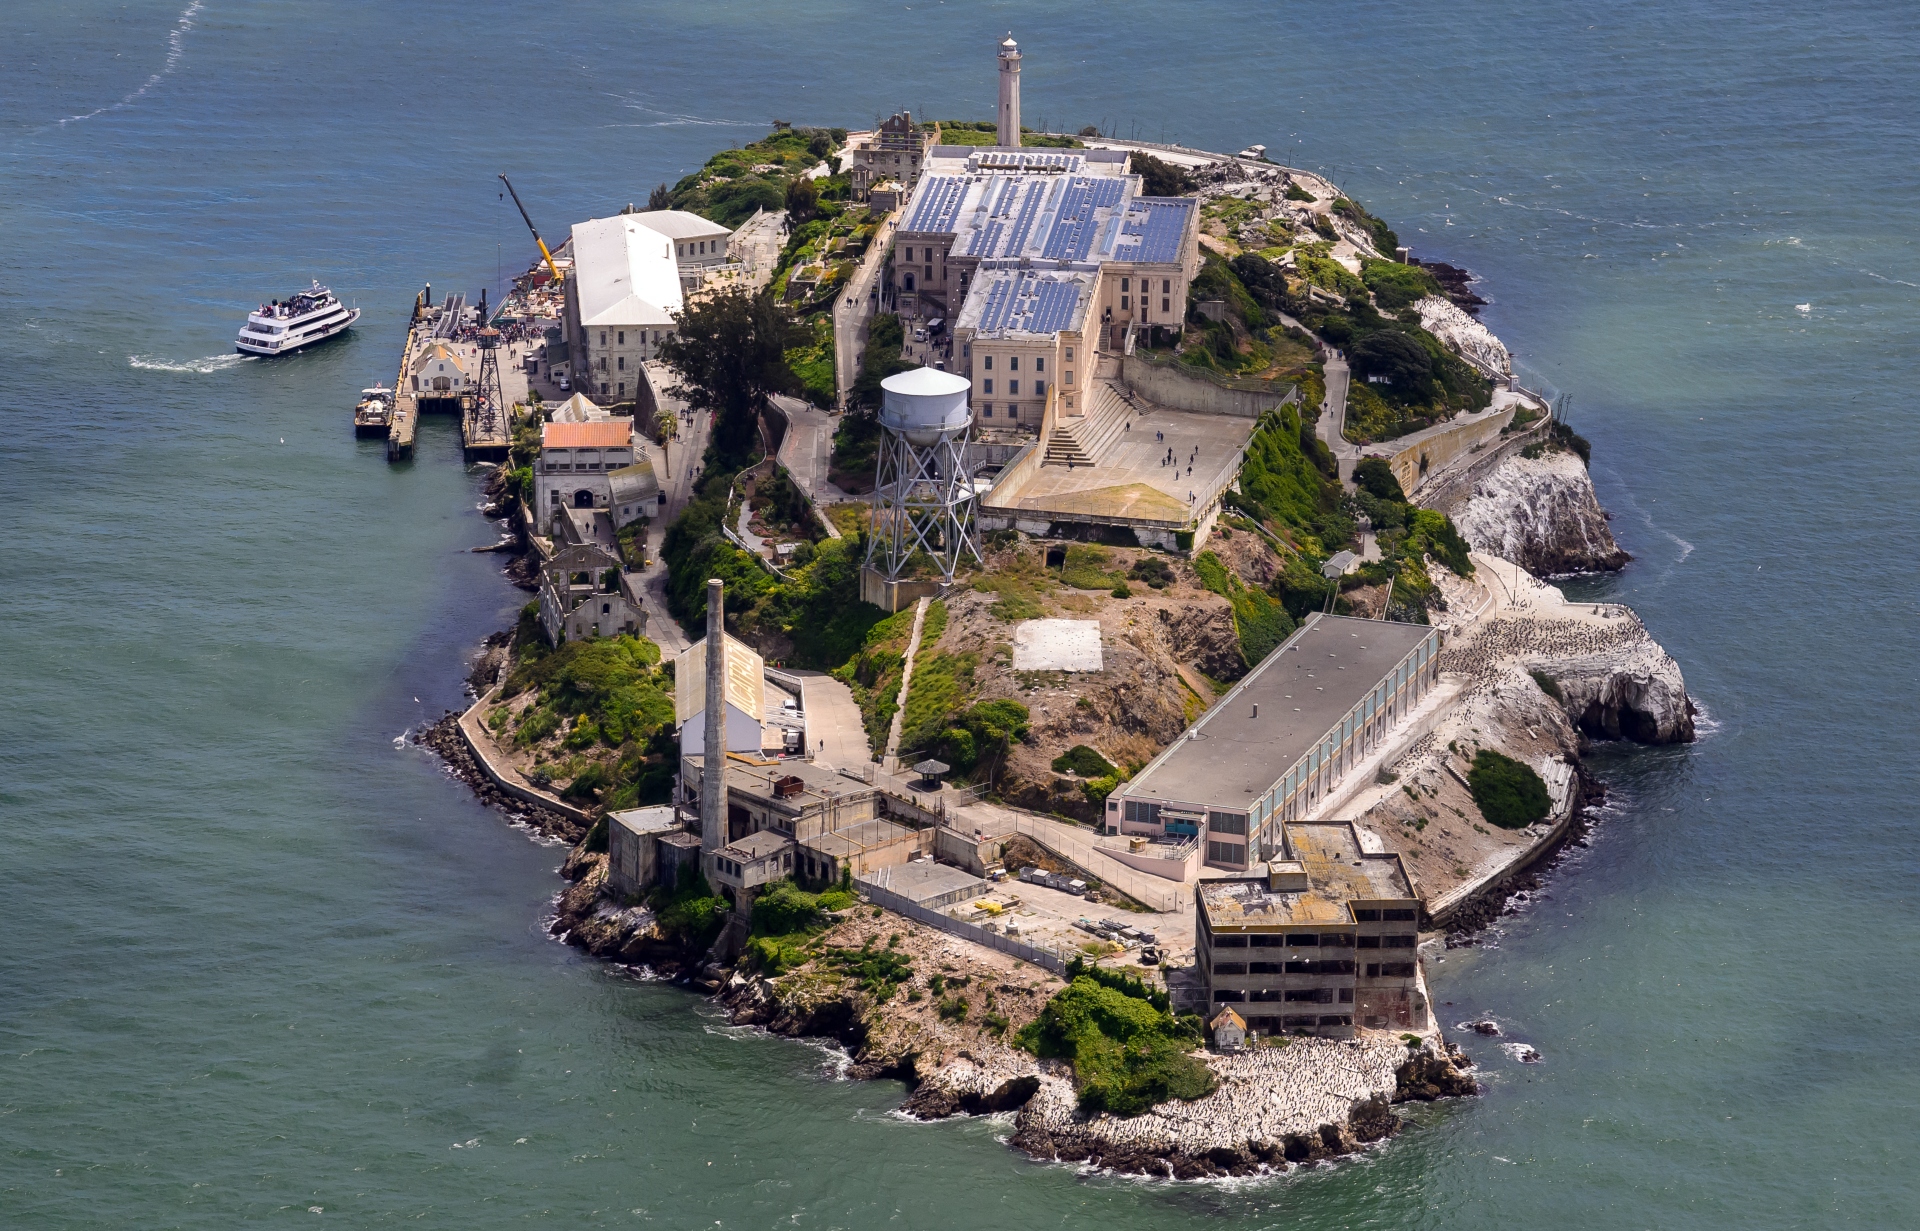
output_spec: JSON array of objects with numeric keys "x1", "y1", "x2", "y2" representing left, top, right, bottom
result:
[
  {"x1": 562, "y1": 209, "x2": 736, "y2": 406},
  {"x1": 674, "y1": 633, "x2": 765, "y2": 756},
  {"x1": 409, "y1": 342, "x2": 470, "y2": 395},
  {"x1": 534, "y1": 418, "x2": 637, "y2": 531}
]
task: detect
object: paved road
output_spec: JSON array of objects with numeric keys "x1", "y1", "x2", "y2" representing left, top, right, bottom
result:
[
  {"x1": 634, "y1": 361, "x2": 709, "y2": 656},
  {"x1": 789, "y1": 669, "x2": 872, "y2": 766},
  {"x1": 770, "y1": 393, "x2": 856, "y2": 535},
  {"x1": 833, "y1": 209, "x2": 898, "y2": 408},
  {"x1": 1316, "y1": 349, "x2": 1361, "y2": 488}
]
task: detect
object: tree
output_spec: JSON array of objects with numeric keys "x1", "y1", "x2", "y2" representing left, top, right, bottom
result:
[
  {"x1": 1353, "y1": 457, "x2": 1407, "y2": 503},
  {"x1": 656, "y1": 288, "x2": 802, "y2": 467},
  {"x1": 647, "y1": 182, "x2": 672, "y2": 211},
  {"x1": 1348, "y1": 329, "x2": 1434, "y2": 396},
  {"x1": 1466, "y1": 749, "x2": 1551, "y2": 829},
  {"x1": 1131, "y1": 151, "x2": 1196, "y2": 197},
  {"x1": 784, "y1": 175, "x2": 819, "y2": 225}
]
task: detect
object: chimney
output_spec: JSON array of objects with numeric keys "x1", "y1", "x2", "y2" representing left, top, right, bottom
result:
[{"x1": 700, "y1": 579, "x2": 727, "y2": 854}]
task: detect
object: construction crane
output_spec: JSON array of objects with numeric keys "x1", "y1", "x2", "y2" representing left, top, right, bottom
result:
[{"x1": 498, "y1": 174, "x2": 563, "y2": 285}]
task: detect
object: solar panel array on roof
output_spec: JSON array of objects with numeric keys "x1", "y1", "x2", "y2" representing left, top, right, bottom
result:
[
  {"x1": 1112, "y1": 198, "x2": 1194, "y2": 264},
  {"x1": 973, "y1": 150, "x2": 1081, "y2": 173},
  {"x1": 975, "y1": 271, "x2": 1085, "y2": 336},
  {"x1": 904, "y1": 175, "x2": 973, "y2": 234},
  {"x1": 1039, "y1": 177, "x2": 1127, "y2": 262}
]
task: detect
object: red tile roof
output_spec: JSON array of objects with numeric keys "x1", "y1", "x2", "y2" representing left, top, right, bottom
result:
[{"x1": 543, "y1": 419, "x2": 634, "y2": 448}]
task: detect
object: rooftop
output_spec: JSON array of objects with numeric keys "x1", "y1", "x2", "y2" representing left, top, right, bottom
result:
[
  {"x1": 1285, "y1": 822, "x2": 1417, "y2": 904},
  {"x1": 609, "y1": 805, "x2": 678, "y2": 835},
  {"x1": 674, "y1": 634, "x2": 766, "y2": 727},
  {"x1": 622, "y1": 209, "x2": 732, "y2": 242},
  {"x1": 802, "y1": 819, "x2": 916, "y2": 860},
  {"x1": 569, "y1": 214, "x2": 685, "y2": 329},
  {"x1": 957, "y1": 267, "x2": 1094, "y2": 338},
  {"x1": 686, "y1": 755, "x2": 865, "y2": 808},
  {"x1": 1120, "y1": 614, "x2": 1433, "y2": 812},
  {"x1": 607, "y1": 459, "x2": 661, "y2": 504},
  {"x1": 543, "y1": 419, "x2": 634, "y2": 449},
  {"x1": 1112, "y1": 196, "x2": 1197, "y2": 265},
  {"x1": 721, "y1": 830, "x2": 793, "y2": 861},
  {"x1": 862, "y1": 860, "x2": 987, "y2": 906},
  {"x1": 1199, "y1": 873, "x2": 1351, "y2": 928}
]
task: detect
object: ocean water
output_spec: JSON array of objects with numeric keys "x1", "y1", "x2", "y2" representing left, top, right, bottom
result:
[{"x1": 3, "y1": 1, "x2": 1917, "y2": 1226}]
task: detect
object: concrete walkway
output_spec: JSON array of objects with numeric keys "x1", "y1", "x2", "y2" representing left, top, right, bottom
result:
[
  {"x1": 788, "y1": 669, "x2": 872, "y2": 768},
  {"x1": 1317, "y1": 349, "x2": 1361, "y2": 486},
  {"x1": 770, "y1": 393, "x2": 855, "y2": 538},
  {"x1": 632, "y1": 362, "x2": 708, "y2": 657},
  {"x1": 833, "y1": 208, "x2": 899, "y2": 407}
]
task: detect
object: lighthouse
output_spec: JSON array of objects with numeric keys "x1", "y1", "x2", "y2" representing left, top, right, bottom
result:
[{"x1": 996, "y1": 33, "x2": 1022, "y2": 148}]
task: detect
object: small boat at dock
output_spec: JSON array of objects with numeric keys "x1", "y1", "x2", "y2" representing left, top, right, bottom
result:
[{"x1": 353, "y1": 384, "x2": 394, "y2": 437}]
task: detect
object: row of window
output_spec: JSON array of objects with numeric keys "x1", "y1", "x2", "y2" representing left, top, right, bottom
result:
[
  {"x1": 1355, "y1": 908, "x2": 1419, "y2": 922},
  {"x1": 978, "y1": 404, "x2": 1020, "y2": 420},
  {"x1": 978, "y1": 378, "x2": 1045, "y2": 397},
  {"x1": 1205, "y1": 840, "x2": 1245, "y2": 865},
  {"x1": 545, "y1": 459, "x2": 630, "y2": 472},
  {"x1": 1211, "y1": 959, "x2": 1356, "y2": 976},
  {"x1": 678, "y1": 240, "x2": 718, "y2": 258},
  {"x1": 1115, "y1": 277, "x2": 1173, "y2": 294},
  {"x1": 1244, "y1": 1014, "x2": 1353, "y2": 1030},
  {"x1": 600, "y1": 330, "x2": 667, "y2": 346},
  {"x1": 1212, "y1": 931, "x2": 1416, "y2": 949},
  {"x1": 980, "y1": 354, "x2": 1043, "y2": 372}
]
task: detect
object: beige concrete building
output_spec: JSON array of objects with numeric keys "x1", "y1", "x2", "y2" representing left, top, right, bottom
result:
[
  {"x1": 1196, "y1": 822, "x2": 1427, "y2": 1040},
  {"x1": 847, "y1": 112, "x2": 934, "y2": 201},
  {"x1": 534, "y1": 418, "x2": 637, "y2": 531}
]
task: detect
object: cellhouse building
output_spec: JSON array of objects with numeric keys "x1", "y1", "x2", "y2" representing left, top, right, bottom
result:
[{"x1": 1108, "y1": 613, "x2": 1440, "y2": 871}]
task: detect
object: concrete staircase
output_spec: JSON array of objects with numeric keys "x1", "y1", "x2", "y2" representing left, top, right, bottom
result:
[{"x1": 1043, "y1": 378, "x2": 1135, "y2": 467}]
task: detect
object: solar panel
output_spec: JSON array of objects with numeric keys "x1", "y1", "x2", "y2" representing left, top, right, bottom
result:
[
  {"x1": 1115, "y1": 198, "x2": 1194, "y2": 263},
  {"x1": 905, "y1": 175, "x2": 971, "y2": 234}
]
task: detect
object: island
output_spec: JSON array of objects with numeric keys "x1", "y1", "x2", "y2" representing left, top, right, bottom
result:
[{"x1": 411, "y1": 33, "x2": 1694, "y2": 1179}]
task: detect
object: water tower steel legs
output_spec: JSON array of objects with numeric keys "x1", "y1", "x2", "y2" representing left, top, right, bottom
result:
[{"x1": 864, "y1": 425, "x2": 980, "y2": 586}]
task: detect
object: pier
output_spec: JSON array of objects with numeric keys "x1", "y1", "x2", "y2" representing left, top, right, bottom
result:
[{"x1": 384, "y1": 289, "x2": 527, "y2": 463}]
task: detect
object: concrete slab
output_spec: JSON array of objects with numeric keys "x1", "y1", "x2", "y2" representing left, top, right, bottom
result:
[
  {"x1": 990, "y1": 406, "x2": 1256, "y2": 522},
  {"x1": 1012, "y1": 619, "x2": 1103, "y2": 672}
]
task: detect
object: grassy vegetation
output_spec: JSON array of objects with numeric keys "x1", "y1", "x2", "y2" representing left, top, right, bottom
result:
[
  {"x1": 1228, "y1": 404, "x2": 1352, "y2": 554},
  {"x1": 742, "y1": 879, "x2": 859, "y2": 974},
  {"x1": 930, "y1": 120, "x2": 1080, "y2": 148},
  {"x1": 1360, "y1": 258, "x2": 1443, "y2": 315},
  {"x1": 1332, "y1": 196, "x2": 1400, "y2": 255},
  {"x1": 1192, "y1": 550, "x2": 1295, "y2": 669},
  {"x1": 650, "y1": 866, "x2": 733, "y2": 947},
  {"x1": 1016, "y1": 974, "x2": 1214, "y2": 1116},
  {"x1": 832, "y1": 605, "x2": 921, "y2": 750},
  {"x1": 1051, "y1": 745, "x2": 1116, "y2": 777},
  {"x1": 1530, "y1": 669, "x2": 1563, "y2": 700},
  {"x1": 1467, "y1": 749, "x2": 1552, "y2": 829},
  {"x1": 785, "y1": 314, "x2": 836, "y2": 406},
  {"x1": 1056, "y1": 544, "x2": 1127, "y2": 591},
  {"x1": 832, "y1": 313, "x2": 912, "y2": 492},
  {"x1": 493, "y1": 609, "x2": 677, "y2": 808},
  {"x1": 659, "y1": 469, "x2": 886, "y2": 666},
  {"x1": 818, "y1": 937, "x2": 916, "y2": 1000},
  {"x1": 667, "y1": 126, "x2": 847, "y2": 228},
  {"x1": 923, "y1": 699, "x2": 1031, "y2": 780}
]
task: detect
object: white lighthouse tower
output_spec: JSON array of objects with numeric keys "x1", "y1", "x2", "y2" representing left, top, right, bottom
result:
[{"x1": 996, "y1": 33, "x2": 1022, "y2": 148}]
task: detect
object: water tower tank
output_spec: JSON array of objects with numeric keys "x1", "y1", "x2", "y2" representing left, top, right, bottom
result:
[{"x1": 879, "y1": 367, "x2": 973, "y2": 447}]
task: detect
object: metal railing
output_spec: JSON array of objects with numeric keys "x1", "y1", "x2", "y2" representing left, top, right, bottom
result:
[{"x1": 856, "y1": 877, "x2": 1069, "y2": 973}]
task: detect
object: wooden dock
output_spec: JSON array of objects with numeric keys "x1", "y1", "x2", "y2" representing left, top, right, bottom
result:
[{"x1": 383, "y1": 292, "x2": 514, "y2": 464}]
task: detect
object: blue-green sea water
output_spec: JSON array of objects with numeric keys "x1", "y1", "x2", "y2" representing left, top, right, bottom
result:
[{"x1": 4, "y1": 1, "x2": 1916, "y2": 1226}]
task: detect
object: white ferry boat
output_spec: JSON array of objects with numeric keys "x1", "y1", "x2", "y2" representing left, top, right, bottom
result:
[{"x1": 235, "y1": 282, "x2": 360, "y2": 356}]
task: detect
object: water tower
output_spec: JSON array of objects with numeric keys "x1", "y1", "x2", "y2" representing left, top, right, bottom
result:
[
  {"x1": 864, "y1": 366, "x2": 980, "y2": 592},
  {"x1": 471, "y1": 326, "x2": 505, "y2": 442}
]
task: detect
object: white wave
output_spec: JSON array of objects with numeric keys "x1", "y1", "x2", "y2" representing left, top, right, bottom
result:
[
  {"x1": 61, "y1": 1, "x2": 204, "y2": 125},
  {"x1": 1859, "y1": 268, "x2": 1920, "y2": 290},
  {"x1": 129, "y1": 352, "x2": 247, "y2": 374}
]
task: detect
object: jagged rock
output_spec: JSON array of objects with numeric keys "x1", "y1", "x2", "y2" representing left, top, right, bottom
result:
[{"x1": 1450, "y1": 449, "x2": 1629, "y2": 576}]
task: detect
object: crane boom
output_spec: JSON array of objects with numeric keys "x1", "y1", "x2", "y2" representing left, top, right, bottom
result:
[{"x1": 499, "y1": 174, "x2": 563, "y2": 285}]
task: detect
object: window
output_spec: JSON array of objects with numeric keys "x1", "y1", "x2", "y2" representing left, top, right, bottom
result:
[
  {"x1": 600, "y1": 331, "x2": 607, "y2": 346},
  {"x1": 1354, "y1": 909, "x2": 1381, "y2": 922},
  {"x1": 1034, "y1": 380, "x2": 1045, "y2": 397},
  {"x1": 617, "y1": 331, "x2": 625, "y2": 345},
  {"x1": 903, "y1": 273, "x2": 915, "y2": 291},
  {"x1": 983, "y1": 379, "x2": 993, "y2": 394},
  {"x1": 1121, "y1": 295, "x2": 1130, "y2": 309},
  {"x1": 1208, "y1": 811, "x2": 1247, "y2": 836},
  {"x1": 1065, "y1": 369, "x2": 1074, "y2": 387},
  {"x1": 1121, "y1": 277, "x2": 1130, "y2": 292},
  {"x1": 617, "y1": 356, "x2": 625, "y2": 370},
  {"x1": 1321, "y1": 934, "x2": 1354, "y2": 948},
  {"x1": 1382, "y1": 908, "x2": 1418, "y2": 922},
  {"x1": 1284, "y1": 961, "x2": 1313, "y2": 974},
  {"x1": 1385, "y1": 935, "x2": 1417, "y2": 948},
  {"x1": 1035, "y1": 357, "x2": 1045, "y2": 372},
  {"x1": 601, "y1": 603, "x2": 611, "y2": 614},
  {"x1": 1357, "y1": 936, "x2": 1381, "y2": 949},
  {"x1": 617, "y1": 384, "x2": 624, "y2": 397},
  {"x1": 1163, "y1": 298, "x2": 1171, "y2": 312},
  {"x1": 1212, "y1": 934, "x2": 1248, "y2": 949},
  {"x1": 1380, "y1": 962, "x2": 1416, "y2": 978},
  {"x1": 1250, "y1": 934, "x2": 1284, "y2": 948},
  {"x1": 1287, "y1": 932, "x2": 1318, "y2": 947},
  {"x1": 1009, "y1": 356, "x2": 1019, "y2": 371},
  {"x1": 1162, "y1": 279, "x2": 1171, "y2": 293},
  {"x1": 1212, "y1": 990, "x2": 1246, "y2": 1003},
  {"x1": 1124, "y1": 800, "x2": 1160, "y2": 825},
  {"x1": 905, "y1": 247, "x2": 914, "y2": 261},
  {"x1": 1206, "y1": 840, "x2": 1246, "y2": 865},
  {"x1": 1211, "y1": 962, "x2": 1247, "y2": 976},
  {"x1": 1008, "y1": 406, "x2": 1018, "y2": 419},
  {"x1": 983, "y1": 356, "x2": 993, "y2": 370},
  {"x1": 1338, "y1": 989, "x2": 1354, "y2": 1004},
  {"x1": 1285, "y1": 988, "x2": 1334, "y2": 1004},
  {"x1": 1319, "y1": 1014, "x2": 1351, "y2": 1026},
  {"x1": 1065, "y1": 346, "x2": 1074, "y2": 361},
  {"x1": 1008, "y1": 380, "x2": 1019, "y2": 395},
  {"x1": 1248, "y1": 962, "x2": 1281, "y2": 974},
  {"x1": 981, "y1": 404, "x2": 993, "y2": 417}
]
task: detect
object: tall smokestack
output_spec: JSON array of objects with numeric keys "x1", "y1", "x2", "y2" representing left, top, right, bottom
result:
[
  {"x1": 997, "y1": 34, "x2": 1022, "y2": 149},
  {"x1": 700, "y1": 578, "x2": 727, "y2": 854}
]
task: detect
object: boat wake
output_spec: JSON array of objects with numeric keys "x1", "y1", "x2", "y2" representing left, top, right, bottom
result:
[
  {"x1": 60, "y1": 0, "x2": 204, "y2": 126},
  {"x1": 130, "y1": 352, "x2": 248, "y2": 374}
]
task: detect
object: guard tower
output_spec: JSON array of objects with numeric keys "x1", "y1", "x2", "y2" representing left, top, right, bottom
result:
[
  {"x1": 470, "y1": 326, "x2": 505, "y2": 446},
  {"x1": 996, "y1": 34, "x2": 1022, "y2": 148},
  {"x1": 862, "y1": 367, "x2": 979, "y2": 609}
]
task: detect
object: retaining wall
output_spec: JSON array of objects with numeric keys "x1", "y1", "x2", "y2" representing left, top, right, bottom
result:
[
  {"x1": 457, "y1": 688, "x2": 596, "y2": 825},
  {"x1": 1120, "y1": 356, "x2": 1295, "y2": 419},
  {"x1": 856, "y1": 877, "x2": 1068, "y2": 974}
]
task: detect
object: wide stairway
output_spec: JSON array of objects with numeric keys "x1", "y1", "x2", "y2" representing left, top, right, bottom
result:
[{"x1": 1043, "y1": 377, "x2": 1139, "y2": 466}]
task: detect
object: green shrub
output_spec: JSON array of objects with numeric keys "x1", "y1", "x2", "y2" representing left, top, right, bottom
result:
[
  {"x1": 1051, "y1": 745, "x2": 1116, "y2": 777},
  {"x1": 652, "y1": 868, "x2": 731, "y2": 947},
  {"x1": 937, "y1": 996, "x2": 969, "y2": 1023},
  {"x1": 1016, "y1": 976, "x2": 1214, "y2": 1116},
  {"x1": 1360, "y1": 258, "x2": 1442, "y2": 314},
  {"x1": 1128, "y1": 556, "x2": 1175, "y2": 589},
  {"x1": 1467, "y1": 749, "x2": 1552, "y2": 829},
  {"x1": 1353, "y1": 457, "x2": 1407, "y2": 502},
  {"x1": 1529, "y1": 670, "x2": 1562, "y2": 701},
  {"x1": 820, "y1": 940, "x2": 914, "y2": 1001}
]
